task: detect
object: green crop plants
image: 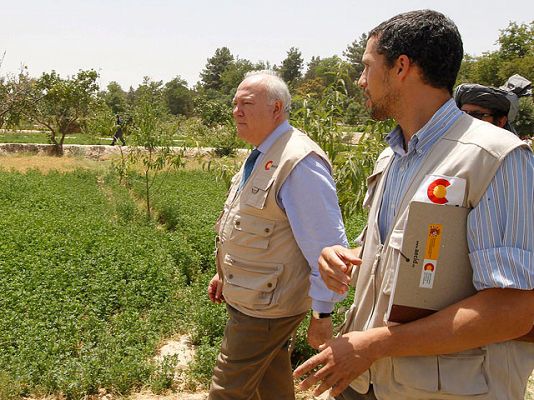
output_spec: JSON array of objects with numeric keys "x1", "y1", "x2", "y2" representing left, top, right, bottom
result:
[{"x1": 0, "y1": 169, "x2": 193, "y2": 398}]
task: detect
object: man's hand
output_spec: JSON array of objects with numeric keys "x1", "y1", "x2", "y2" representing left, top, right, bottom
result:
[
  {"x1": 318, "y1": 245, "x2": 362, "y2": 294},
  {"x1": 307, "y1": 315, "x2": 333, "y2": 349},
  {"x1": 208, "y1": 273, "x2": 224, "y2": 304},
  {"x1": 294, "y1": 330, "x2": 379, "y2": 397}
]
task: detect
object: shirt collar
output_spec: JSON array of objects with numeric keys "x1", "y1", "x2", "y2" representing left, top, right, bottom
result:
[
  {"x1": 385, "y1": 98, "x2": 462, "y2": 157},
  {"x1": 257, "y1": 120, "x2": 291, "y2": 154}
]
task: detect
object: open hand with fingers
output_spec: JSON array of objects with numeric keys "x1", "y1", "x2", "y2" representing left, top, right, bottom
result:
[
  {"x1": 293, "y1": 330, "x2": 380, "y2": 397},
  {"x1": 318, "y1": 245, "x2": 362, "y2": 295}
]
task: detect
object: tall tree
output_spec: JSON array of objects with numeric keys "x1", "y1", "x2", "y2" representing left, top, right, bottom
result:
[
  {"x1": 0, "y1": 68, "x2": 33, "y2": 129},
  {"x1": 498, "y1": 21, "x2": 534, "y2": 60},
  {"x1": 26, "y1": 69, "x2": 99, "y2": 156},
  {"x1": 104, "y1": 81, "x2": 127, "y2": 115},
  {"x1": 278, "y1": 47, "x2": 303, "y2": 87},
  {"x1": 200, "y1": 47, "x2": 234, "y2": 91},
  {"x1": 220, "y1": 58, "x2": 255, "y2": 95},
  {"x1": 164, "y1": 76, "x2": 193, "y2": 116},
  {"x1": 343, "y1": 33, "x2": 368, "y2": 81}
]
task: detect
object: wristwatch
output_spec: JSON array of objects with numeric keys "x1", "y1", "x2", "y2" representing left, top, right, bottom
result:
[{"x1": 311, "y1": 310, "x2": 332, "y2": 319}]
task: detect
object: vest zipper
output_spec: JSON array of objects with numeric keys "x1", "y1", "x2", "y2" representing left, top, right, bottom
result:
[{"x1": 364, "y1": 244, "x2": 383, "y2": 331}]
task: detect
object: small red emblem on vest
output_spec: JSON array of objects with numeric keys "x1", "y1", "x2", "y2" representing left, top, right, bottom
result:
[
  {"x1": 265, "y1": 160, "x2": 273, "y2": 170},
  {"x1": 427, "y1": 178, "x2": 450, "y2": 204}
]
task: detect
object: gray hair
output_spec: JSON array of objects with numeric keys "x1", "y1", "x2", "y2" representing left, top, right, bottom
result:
[{"x1": 243, "y1": 70, "x2": 291, "y2": 114}]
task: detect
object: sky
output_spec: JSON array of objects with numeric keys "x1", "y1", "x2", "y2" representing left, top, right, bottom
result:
[{"x1": 1, "y1": 0, "x2": 533, "y2": 90}]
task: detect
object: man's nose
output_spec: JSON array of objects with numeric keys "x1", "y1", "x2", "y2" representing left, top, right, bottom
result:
[{"x1": 357, "y1": 73, "x2": 366, "y2": 88}]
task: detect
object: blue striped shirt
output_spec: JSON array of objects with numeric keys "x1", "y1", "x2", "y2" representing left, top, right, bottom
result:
[
  {"x1": 379, "y1": 98, "x2": 533, "y2": 290},
  {"x1": 253, "y1": 120, "x2": 348, "y2": 313}
]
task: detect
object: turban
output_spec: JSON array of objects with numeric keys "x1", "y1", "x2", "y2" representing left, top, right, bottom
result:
[{"x1": 454, "y1": 75, "x2": 532, "y2": 133}]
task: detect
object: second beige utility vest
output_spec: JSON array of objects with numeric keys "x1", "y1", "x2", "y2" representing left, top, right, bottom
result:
[
  {"x1": 215, "y1": 127, "x2": 330, "y2": 318},
  {"x1": 343, "y1": 115, "x2": 533, "y2": 399}
]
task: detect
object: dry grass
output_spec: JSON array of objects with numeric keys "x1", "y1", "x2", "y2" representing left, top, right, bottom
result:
[{"x1": 0, "y1": 154, "x2": 110, "y2": 173}]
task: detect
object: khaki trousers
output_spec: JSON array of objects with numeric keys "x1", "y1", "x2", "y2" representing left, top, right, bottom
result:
[{"x1": 209, "y1": 305, "x2": 306, "y2": 400}]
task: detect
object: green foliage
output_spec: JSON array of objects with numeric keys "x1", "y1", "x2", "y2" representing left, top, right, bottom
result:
[
  {"x1": 122, "y1": 85, "x2": 186, "y2": 219},
  {"x1": 334, "y1": 123, "x2": 390, "y2": 218},
  {"x1": 0, "y1": 67, "x2": 33, "y2": 129},
  {"x1": 164, "y1": 76, "x2": 194, "y2": 117},
  {"x1": 0, "y1": 170, "x2": 185, "y2": 398},
  {"x1": 193, "y1": 96, "x2": 233, "y2": 127},
  {"x1": 293, "y1": 81, "x2": 388, "y2": 217},
  {"x1": 104, "y1": 81, "x2": 128, "y2": 115},
  {"x1": 26, "y1": 69, "x2": 100, "y2": 155},
  {"x1": 515, "y1": 97, "x2": 534, "y2": 138},
  {"x1": 343, "y1": 33, "x2": 368, "y2": 83},
  {"x1": 278, "y1": 47, "x2": 304, "y2": 87},
  {"x1": 200, "y1": 47, "x2": 235, "y2": 92},
  {"x1": 83, "y1": 99, "x2": 116, "y2": 137},
  {"x1": 203, "y1": 155, "x2": 241, "y2": 189},
  {"x1": 149, "y1": 355, "x2": 179, "y2": 393}
]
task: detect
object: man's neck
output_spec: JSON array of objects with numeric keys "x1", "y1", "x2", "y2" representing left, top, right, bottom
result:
[{"x1": 395, "y1": 90, "x2": 452, "y2": 146}]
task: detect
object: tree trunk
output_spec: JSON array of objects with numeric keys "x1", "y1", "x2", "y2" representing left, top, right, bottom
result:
[{"x1": 145, "y1": 170, "x2": 151, "y2": 220}]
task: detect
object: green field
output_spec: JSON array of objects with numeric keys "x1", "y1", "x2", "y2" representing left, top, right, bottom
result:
[
  {"x1": 4, "y1": 161, "x2": 527, "y2": 399},
  {"x1": 0, "y1": 168, "x2": 227, "y2": 398}
]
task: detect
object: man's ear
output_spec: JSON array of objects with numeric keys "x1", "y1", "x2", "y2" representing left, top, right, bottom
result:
[
  {"x1": 273, "y1": 100, "x2": 283, "y2": 117},
  {"x1": 395, "y1": 55, "x2": 411, "y2": 80}
]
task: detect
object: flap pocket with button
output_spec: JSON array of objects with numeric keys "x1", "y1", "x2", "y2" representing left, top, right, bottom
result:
[
  {"x1": 222, "y1": 254, "x2": 283, "y2": 307},
  {"x1": 230, "y1": 214, "x2": 275, "y2": 249},
  {"x1": 245, "y1": 174, "x2": 274, "y2": 209}
]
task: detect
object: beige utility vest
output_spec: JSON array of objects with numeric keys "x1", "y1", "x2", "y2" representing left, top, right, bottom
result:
[
  {"x1": 343, "y1": 115, "x2": 533, "y2": 399},
  {"x1": 215, "y1": 127, "x2": 331, "y2": 319}
]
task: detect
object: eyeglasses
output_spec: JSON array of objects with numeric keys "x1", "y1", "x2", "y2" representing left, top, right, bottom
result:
[{"x1": 462, "y1": 110, "x2": 494, "y2": 120}]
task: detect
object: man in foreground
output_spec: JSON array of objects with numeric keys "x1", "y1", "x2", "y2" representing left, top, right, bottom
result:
[
  {"x1": 208, "y1": 70, "x2": 347, "y2": 400},
  {"x1": 295, "y1": 10, "x2": 534, "y2": 400}
]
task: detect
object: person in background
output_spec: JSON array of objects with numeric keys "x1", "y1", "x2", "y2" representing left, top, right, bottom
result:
[
  {"x1": 208, "y1": 70, "x2": 348, "y2": 400},
  {"x1": 454, "y1": 74, "x2": 532, "y2": 135},
  {"x1": 111, "y1": 114, "x2": 126, "y2": 146},
  {"x1": 294, "y1": 10, "x2": 533, "y2": 400}
]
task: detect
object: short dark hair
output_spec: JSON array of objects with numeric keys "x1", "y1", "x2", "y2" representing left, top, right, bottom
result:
[{"x1": 369, "y1": 9, "x2": 463, "y2": 94}]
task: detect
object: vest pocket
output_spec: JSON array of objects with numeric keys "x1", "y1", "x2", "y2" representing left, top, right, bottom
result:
[
  {"x1": 391, "y1": 349, "x2": 489, "y2": 396},
  {"x1": 230, "y1": 214, "x2": 275, "y2": 250},
  {"x1": 392, "y1": 356, "x2": 439, "y2": 392},
  {"x1": 222, "y1": 254, "x2": 283, "y2": 308},
  {"x1": 245, "y1": 175, "x2": 274, "y2": 209},
  {"x1": 437, "y1": 351, "x2": 488, "y2": 395}
]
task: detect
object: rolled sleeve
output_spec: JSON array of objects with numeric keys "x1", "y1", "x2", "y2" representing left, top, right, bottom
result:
[
  {"x1": 468, "y1": 147, "x2": 534, "y2": 291},
  {"x1": 470, "y1": 247, "x2": 533, "y2": 290}
]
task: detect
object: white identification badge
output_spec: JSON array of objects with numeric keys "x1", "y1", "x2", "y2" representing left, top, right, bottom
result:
[{"x1": 412, "y1": 175, "x2": 466, "y2": 206}]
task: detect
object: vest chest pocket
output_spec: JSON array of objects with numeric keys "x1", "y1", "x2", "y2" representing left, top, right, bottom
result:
[
  {"x1": 222, "y1": 254, "x2": 283, "y2": 308},
  {"x1": 230, "y1": 214, "x2": 275, "y2": 250},
  {"x1": 244, "y1": 175, "x2": 274, "y2": 209}
]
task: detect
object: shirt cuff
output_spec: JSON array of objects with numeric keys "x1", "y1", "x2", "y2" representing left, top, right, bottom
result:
[
  {"x1": 469, "y1": 247, "x2": 533, "y2": 290},
  {"x1": 311, "y1": 300, "x2": 335, "y2": 314}
]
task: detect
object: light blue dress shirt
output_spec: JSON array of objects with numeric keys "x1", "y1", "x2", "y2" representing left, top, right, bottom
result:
[
  {"x1": 251, "y1": 120, "x2": 348, "y2": 313},
  {"x1": 378, "y1": 98, "x2": 533, "y2": 291}
]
